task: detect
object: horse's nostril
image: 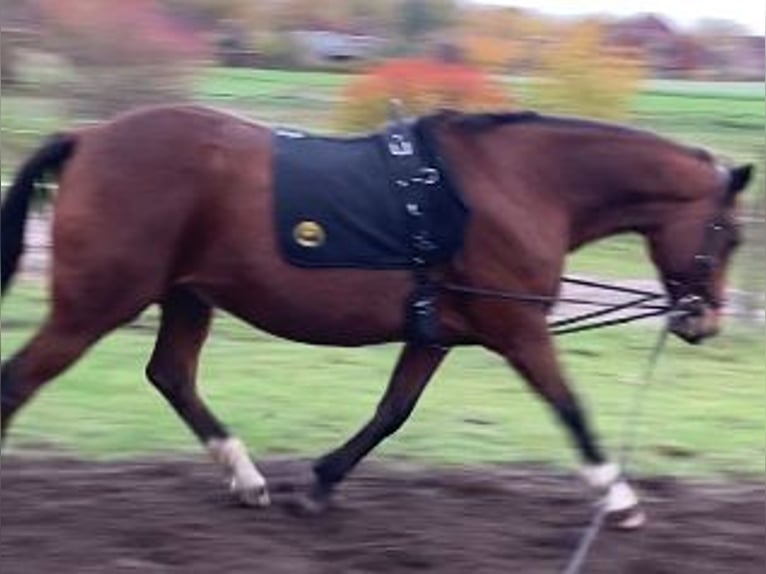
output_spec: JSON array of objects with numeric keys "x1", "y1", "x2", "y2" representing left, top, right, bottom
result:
[{"x1": 668, "y1": 313, "x2": 690, "y2": 332}]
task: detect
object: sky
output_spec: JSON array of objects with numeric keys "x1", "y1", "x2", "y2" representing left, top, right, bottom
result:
[{"x1": 472, "y1": 0, "x2": 766, "y2": 35}]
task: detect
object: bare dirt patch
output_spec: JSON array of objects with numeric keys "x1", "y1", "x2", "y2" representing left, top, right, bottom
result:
[{"x1": 1, "y1": 457, "x2": 761, "y2": 573}]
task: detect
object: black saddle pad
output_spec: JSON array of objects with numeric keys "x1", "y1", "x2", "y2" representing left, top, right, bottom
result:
[{"x1": 273, "y1": 120, "x2": 469, "y2": 269}]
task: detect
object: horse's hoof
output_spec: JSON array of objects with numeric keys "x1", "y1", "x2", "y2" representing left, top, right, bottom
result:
[
  {"x1": 285, "y1": 482, "x2": 334, "y2": 517},
  {"x1": 292, "y1": 494, "x2": 327, "y2": 516},
  {"x1": 231, "y1": 480, "x2": 271, "y2": 508},
  {"x1": 606, "y1": 505, "x2": 646, "y2": 531},
  {"x1": 601, "y1": 480, "x2": 645, "y2": 531}
]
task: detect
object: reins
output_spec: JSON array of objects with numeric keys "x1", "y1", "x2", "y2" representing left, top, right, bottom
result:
[{"x1": 440, "y1": 276, "x2": 671, "y2": 336}]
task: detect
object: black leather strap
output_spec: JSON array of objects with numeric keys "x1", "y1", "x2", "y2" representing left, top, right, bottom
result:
[
  {"x1": 384, "y1": 108, "x2": 442, "y2": 345},
  {"x1": 384, "y1": 114, "x2": 440, "y2": 264}
]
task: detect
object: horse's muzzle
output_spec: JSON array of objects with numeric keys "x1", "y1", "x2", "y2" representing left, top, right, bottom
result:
[{"x1": 668, "y1": 296, "x2": 720, "y2": 344}]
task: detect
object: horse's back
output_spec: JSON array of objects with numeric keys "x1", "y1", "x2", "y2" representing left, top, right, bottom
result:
[{"x1": 51, "y1": 105, "x2": 272, "y2": 302}]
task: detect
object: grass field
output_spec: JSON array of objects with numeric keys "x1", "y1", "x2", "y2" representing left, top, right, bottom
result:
[
  {"x1": 1, "y1": 68, "x2": 763, "y2": 474},
  {"x1": 3, "y1": 68, "x2": 764, "y2": 177},
  {"x1": 2, "y1": 285, "x2": 763, "y2": 476}
]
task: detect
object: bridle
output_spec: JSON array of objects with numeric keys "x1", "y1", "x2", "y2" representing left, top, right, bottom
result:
[
  {"x1": 670, "y1": 219, "x2": 738, "y2": 309},
  {"x1": 665, "y1": 169, "x2": 738, "y2": 315},
  {"x1": 441, "y1": 277, "x2": 670, "y2": 336}
]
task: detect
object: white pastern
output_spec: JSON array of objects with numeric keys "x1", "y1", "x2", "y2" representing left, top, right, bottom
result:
[
  {"x1": 207, "y1": 437, "x2": 270, "y2": 506},
  {"x1": 580, "y1": 462, "x2": 621, "y2": 491},
  {"x1": 604, "y1": 480, "x2": 639, "y2": 513},
  {"x1": 604, "y1": 480, "x2": 645, "y2": 529}
]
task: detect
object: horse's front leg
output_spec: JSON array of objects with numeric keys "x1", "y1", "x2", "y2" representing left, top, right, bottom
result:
[
  {"x1": 296, "y1": 343, "x2": 448, "y2": 513},
  {"x1": 495, "y1": 315, "x2": 645, "y2": 530}
]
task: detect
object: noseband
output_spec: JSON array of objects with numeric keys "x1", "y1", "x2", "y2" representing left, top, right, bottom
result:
[{"x1": 668, "y1": 167, "x2": 738, "y2": 312}]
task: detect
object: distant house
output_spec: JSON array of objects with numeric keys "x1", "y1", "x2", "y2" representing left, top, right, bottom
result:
[
  {"x1": 606, "y1": 13, "x2": 764, "y2": 80},
  {"x1": 606, "y1": 14, "x2": 711, "y2": 77},
  {"x1": 607, "y1": 12, "x2": 675, "y2": 46},
  {"x1": 292, "y1": 27, "x2": 385, "y2": 63},
  {"x1": 723, "y1": 36, "x2": 765, "y2": 80}
]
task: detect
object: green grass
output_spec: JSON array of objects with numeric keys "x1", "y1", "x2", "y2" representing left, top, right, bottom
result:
[
  {"x1": 193, "y1": 67, "x2": 350, "y2": 130},
  {"x1": 3, "y1": 285, "x2": 763, "y2": 477},
  {"x1": 0, "y1": 96, "x2": 68, "y2": 183}
]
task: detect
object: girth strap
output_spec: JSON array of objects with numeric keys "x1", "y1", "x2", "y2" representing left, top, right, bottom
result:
[{"x1": 385, "y1": 103, "x2": 441, "y2": 346}]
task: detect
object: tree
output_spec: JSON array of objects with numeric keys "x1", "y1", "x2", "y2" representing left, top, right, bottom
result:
[
  {"x1": 397, "y1": 0, "x2": 457, "y2": 42},
  {"x1": 459, "y1": 7, "x2": 524, "y2": 72},
  {"x1": 337, "y1": 57, "x2": 511, "y2": 132},
  {"x1": 457, "y1": 6, "x2": 563, "y2": 73},
  {"x1": 528, "y1": 20, "x2": 645, "y2": 121},
  {"x1": 38, "y1": 0, "x2": 206, "y2": 118}
]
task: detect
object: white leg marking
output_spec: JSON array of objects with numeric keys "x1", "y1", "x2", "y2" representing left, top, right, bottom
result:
[
  {"x1": 581, "y1": 463, "x2": 645, "y2": 529},
  {"x1": 207, "y1": 437, "x2": 270, "y2": 507},
  {"x1": 580, "y1": 462, "x2": 621, "y2": 491},
  {"x1": 604, "y1": 480, "x2": 645, "y2": 529},
  {"x1": 604, "y1": 480, "x2": 639, "y2": 512}
]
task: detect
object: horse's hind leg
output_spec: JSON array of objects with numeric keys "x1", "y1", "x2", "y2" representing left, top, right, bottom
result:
[
  {"x1": 1, "y1": 316, "x2": 106, "y2": 437},
  {"x1": 145, "y1": 287, "x2": 269, "y2": 507},
  {"x1": 298, "y1": 344, "x2": 447, "y2": 511},
  {"x1": 1, "y1": 279, "x2": 151, "y2": 438}
]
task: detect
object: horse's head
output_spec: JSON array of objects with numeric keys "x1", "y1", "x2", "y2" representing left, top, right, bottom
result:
[{"x1": 647, "y1": 161, "x2": 753, "y2": 344}]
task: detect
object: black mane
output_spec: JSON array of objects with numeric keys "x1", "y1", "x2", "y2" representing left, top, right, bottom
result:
[
  {"x1": 445, "y1": 110, "x2": 542, "y2": 130},
  {"x1": 443, "y1": 109, "x2": 645, "y2": 135},
  {"x1": 429, "y1": 109, "x2": 712, "y2": 162}
]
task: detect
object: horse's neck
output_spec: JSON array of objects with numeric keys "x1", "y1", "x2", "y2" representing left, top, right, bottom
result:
[
  {"x1": 558, "y1": 147, "x2": 679, "y2": 251},
  {"x1": 443, "y1": 120, "x2": 689, "y2": 255},
  {"x1": 567, "y1": 191, "x2": 657, "y2": 250}
]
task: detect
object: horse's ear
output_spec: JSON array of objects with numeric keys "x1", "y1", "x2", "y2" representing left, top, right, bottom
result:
[{"x1": 728, "y1": 164, "x2": 754, "y2": 196}]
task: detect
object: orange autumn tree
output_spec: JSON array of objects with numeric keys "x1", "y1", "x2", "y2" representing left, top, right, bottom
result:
[
  {"x1": 459, "y1": 6, "x2": 525, "y2": 72},
  {"x1": 37, "y1": 0, "x2": 205, "y2": 118},
  {"x1": 337, "y1": 58, "x2": 511, "y2": 132},
  {"x1": 529, "y1": 20, "x2": 645, "y2": 121}
]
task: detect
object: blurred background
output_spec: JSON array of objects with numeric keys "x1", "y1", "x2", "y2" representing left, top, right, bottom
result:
[{"x1": 1, "y1": 2, "x2": 763, "y2": 572}]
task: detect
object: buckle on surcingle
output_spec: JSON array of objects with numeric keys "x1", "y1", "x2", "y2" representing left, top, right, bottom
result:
[
  {"x1": 406, "y1": 284, "x2": 440, "y2": 346},
  {"x1": 412, "y1": 167, "x2": 439, "y2": 185},
  {"x1": 388, "y1": 99, "x2": 443, "y2": 347},
  {"x1": 388, "y1": 133, "x2": 414, "y2": 156}
]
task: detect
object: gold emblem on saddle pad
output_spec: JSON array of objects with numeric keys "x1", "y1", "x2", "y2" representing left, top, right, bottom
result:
[{"x1": 293, "y1": 220, "x2": 326, "y2": 248}]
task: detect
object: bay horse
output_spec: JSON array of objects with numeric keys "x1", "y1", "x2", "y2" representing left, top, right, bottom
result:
[{"x1": 1, "y1": 105, "x2": 752, "y2": 529}]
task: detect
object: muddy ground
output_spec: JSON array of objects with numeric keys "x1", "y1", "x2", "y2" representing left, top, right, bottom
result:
[{"x1": 0, "y1": 456, "x2": 762, "y2": 573}]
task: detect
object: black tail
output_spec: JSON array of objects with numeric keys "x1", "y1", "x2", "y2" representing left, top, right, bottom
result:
[{"x1": 1, "y1": 133, "x2": 77, "y2": 295}]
